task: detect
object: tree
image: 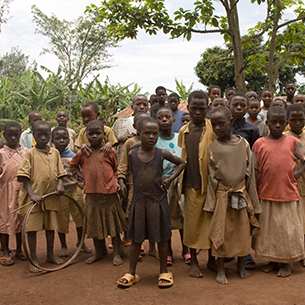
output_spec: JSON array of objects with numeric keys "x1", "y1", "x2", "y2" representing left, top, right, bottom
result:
[
  {"x1": 0, "y1": 0, "x2": 14, "y2": 33},
  {"x1": 88, "y1": 0, "x2": 305, "y2": 93},
  {"x1": 0, "y1": 46, "x2": 29, "y2": 77},
  {"x1": 31, "y1": 5, "x2": 117, "y2": 103},
  {"x1": 168, "y1": 78, "x2": 194, "y2": 100}
]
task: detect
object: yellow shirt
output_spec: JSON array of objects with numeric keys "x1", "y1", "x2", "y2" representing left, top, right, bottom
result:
[
  {"x1": 178, "y1": 119, "x2": 216, "y2": 195},
  {"x1": 75, "y1": 126, "x2": 118, "y2": 148}
]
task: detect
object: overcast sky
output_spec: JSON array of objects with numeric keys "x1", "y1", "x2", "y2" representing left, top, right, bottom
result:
[{"x1": 0, "y1": 0, "x2": 295, "y2": 96}]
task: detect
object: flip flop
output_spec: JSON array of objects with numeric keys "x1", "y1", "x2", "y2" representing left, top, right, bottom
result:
[
  {"x1": 117, "y1": 273, "x2": 140, "y2": 287},
  {"x1": 122, "y1": 239, "x2": 132, "y2": 247},
  {"x1": 183, "y1": 253, "x2": 191, "y2": 265},
  {"x1": 244, "y1": 254, "x2": 256, "y2": 270},
  {"x1": 166, "y1": 256, "x2": 173, "y2": 266},
  {"x1": 15, "y1": 252, "x2": 27, "y2": 261},
  {"x1": 158, "y1": 272, "x2": 174, "y2": 288},
  {"x1": 0, "y1": 257, "x2": 14, "y2": 266}
]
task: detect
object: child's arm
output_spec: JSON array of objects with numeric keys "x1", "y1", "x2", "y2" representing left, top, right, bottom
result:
[
  {"x1": 69, "y1": 151, "x2": 84, "y2": 180},
  {"x1": 252, "y1": 150, "x2": 259, "y2": 185},
  {"x1": 294, "y1": 142, "x2": 305, "y2": 180},
  {"x1": 161, "y1": 150, "x2": 186, "y2": 189},
  {"x1": 80, "y1": 144, "x2": 92, "y2": 157},
  {"x1": 55, "y1": 177, "x2": 65, "y2": 195},
  {"x1": 18, "y1": 176, "x2": 44, "y2": 203},
  {"x1": 101, "y1": 142, "x2": 113, "y2": 155}
]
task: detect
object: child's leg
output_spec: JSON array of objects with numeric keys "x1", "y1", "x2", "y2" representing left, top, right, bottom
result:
[
  {"x1": 167, "y1": 239, "x2": 173, "y2": 265},
  {"x1": 27, "y1": 231, "x2": 41, "y2": 273},
  {"x1": 149, "y1": 241, "x2": 159, "y2": 259},
  {"x1": 112, "y1": 234, "x2": 123, "y2": 266},
  {"x1": 189, "y1": 248, "x2": 203, "y2": 278},
  {"x1": 128, "y1": 242, "x2": 141, "y2": 275},
  {"x1": 0, "y1": 234, "x2": 14, "y2": 266},
  {"x1": 158, "y1": 240, "x2": 168, "y2": 275},
  {"x1": 237, "y1": 256, "x2": 250, "y2": 278},
  {"x1": 86, "y1": 238, "x2": 104, "y2": 264},
  {"x1": 45, "y1": 230, "x2": 63, "y2": 264},
  {"x1": 277, "y1": 263, "x2": 291, "y2": 277},
  {"x1": 179, "y1": 229, "x2": 190, "y2": 263},
  {"x1": 207, "y1": 249, "x2": 218, "y2": 271},
  {"x1": 15, "y1": 232, "x2": 26, "y2": 261},
  {"x1": 58, "y1": 232, "x2": 69, "y2": 257},
  {"x1": 216, "y1": 258, "x2": 228, "y2": 284},
  {"x1": 76, "y1": 226, "x2": 91, "y2": 253}
]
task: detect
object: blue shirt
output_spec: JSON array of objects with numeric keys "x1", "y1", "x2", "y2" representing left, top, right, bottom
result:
[{"x1": 172, "y1": 110, "x2": 187, "y2": 133}]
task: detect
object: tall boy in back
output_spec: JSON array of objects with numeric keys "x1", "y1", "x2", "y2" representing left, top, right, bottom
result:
[
  {"x1": 284, "y1": 81, "x2": 296, "y2": 106},
  {"x1": 261, "y1": 89, "x2": 273, "y2": 122},
  {"x1": 178, "y1": 90, "x2": 217, "y2": 278},
  {"x1": 19, "y1": 111, "x2": 42, "y2": 149},
  {"x1": 17, "y1": 121, "x2": 66, "y2": 273},
  {"x1": 168, "y1": 93, "x2": 187, "y2": 133},
  {"x1": 52, "y1": 126, "x2": 91, "y2": 257},
  {"x1": 75, "y1": 101, "x2": 117, "y2": 156},
  {"x1": 284, "y1": 104, "x2": 305, "y2": 267},
  {"x1": 149, "y1": 86, "x2": 167, "y2": 119},
  {"x1": 253, "y1": 106, "x2": 305, "y2": 277}
]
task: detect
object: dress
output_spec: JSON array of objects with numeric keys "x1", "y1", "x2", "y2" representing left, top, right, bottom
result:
[
  {"x1": 253, "y1": 136, "x2": 305, "y2": 263},
  {"x1": 127, "y1": 147, "x2": 171, "y2": 243},
  {"x1": 0, "y1": 145, "x2": 27, "y2": 235},
  {"x1": 204, "y1": 137, "x2": 261, "y2": 257}
]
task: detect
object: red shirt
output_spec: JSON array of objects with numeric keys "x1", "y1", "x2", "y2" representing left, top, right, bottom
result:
[{"x1": 70, "y1": 148, "x2": 118, "y2": 194}]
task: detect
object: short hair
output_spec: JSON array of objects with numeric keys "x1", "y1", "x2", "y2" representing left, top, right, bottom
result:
[
  {"x1": 211, "y1": 106, "x2": 232, "y2": 120},
  {"x1": 225, "y1": 87, "x2": 235, "y2": 94},
  {"x1": 32, "y1": 120, "x2": 51, "y2": 133},
  {"x1": 272, "y1": 98, "x2": 287, "y2": 109},
  {"x1": 82, "y1": 101, "x2": 99, "y2": 114},
  {"x1": 137, "y1": 117, "x2": 158, "y2": 133},
  {"x1": 134, "y1": 112, "x2": 149, "y2": 125},
  {"x1": 284, "y1": 81, "x2": 295, "y2": 88},
  {"x1": 248, "y1": 98, "x2": 260, "y2": 106},
  {"x1": 229, "y1": 92, "x2": 249, "y2": 105},
  {"x1": 132, "y1": 94, "x2": 148, "y2": 104},
  {"x1": 287, "y1": 104, "x2": 305, "y2": 119},
  {"x1": 211, "y1": 97, "x2": 226, "y2": 106},
  {"x1": 267, "y1": 106, "x2": 286, "y2": 121},
  {"x1": 86, "y1": 120, "x2": 104, "y2": 132},
  {"x1": 261, "y1": 88, "x2": 273, "y2": 96},
  {"x1": 181, "y1": 112, "x2": 190, "y2": 118},
  {"x1": 168, "y1": 92, "x2": 180, "y2": 101},
  {"x1": 149, "y1": 94, "x2": 157, "y2": 100},
  {"x1": 155, "y1": 86, "x2": 166, "y2": 94},
  {"x1": 99, "y1": 117, "x2": 107, "y2": 124},
  {"x1": 57, "y1": 110, "x2": 69, "y2": 117},
  {"x1": 3, "y1": 121, "x2": 21, "y2": 134},
  {"x1": 28, "y1": 111, "x2": 41, "y2": 120},
  {"x1": 245, "y1": 91, "x2": 259, "y2": 99},
  {"x1": 157, "y1": 106, "x2": 174, "y2": 117},
  {"x1": 188, "y1": 90, "x2": 208, "y2": 105},
  {"x1": 208, "y1": 85, "x2": 221, "y2": 94},
  {"x1": 51, "y1": 126, "x2": 69, "y2": 140}
]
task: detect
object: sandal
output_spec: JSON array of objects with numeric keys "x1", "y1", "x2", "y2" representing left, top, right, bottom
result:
[
  {"x1": 15, "y1": 252, "x2": 27, "y2": 261},
  {"x1": 117, "y1": 273, "x2": 140, "y2": 287},
  {"x1": 158, "y1": 272, "x2": 174, "y2": 288},
  {"x1": 166, "y1": 256, "x2": 173, "y2": 266},
  {"x1": 122, "y1": 239, "x2": 132, "y2": 247},
  {"x1": 183, "y1": 253, "x2": 191, "y2": 265},
  {"x1": 244, "y1": 254, "x2": 256, "y2": 270},
  {"x1": 0, "y1": 257, "x2": 14, "y2": 266}
]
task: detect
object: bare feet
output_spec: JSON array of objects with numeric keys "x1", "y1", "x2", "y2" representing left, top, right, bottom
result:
[
  {"x1": 59, "y1": 247, "x2": 69, "y2": 257},
  {"x1": 149, "y1": 248, "x2": 159, "y2": 260},
  {"x1": 238, "y1": 265, "x2": 250, "y2": 278},
  {"x1": 277, "y1": 263, "x2": 291, "y2": 277},
  {"x1": 216, "y1": 268, "x2": 228, "y2": 284},
  {"x1": 28, "y1": 261, "x2": 41, "y2": 273},
  {"x1": 189, "y1": 264, "x2": 203, "y2": 278},
  {"x1": 113, "y1": 254, "x2": 123, "y2": 266},
  {"x1": 262, "y1": 262, "x2": 279, "y2": 273},
  {"x1": 81, "y1": 243, "x2": 92, "y2": 254},
  {"x1": 85, "y1": 252, "x2": 103, "y2": 264},
  {"x1": 46, "y1": 254, "x2": 64, "y2": 265}
]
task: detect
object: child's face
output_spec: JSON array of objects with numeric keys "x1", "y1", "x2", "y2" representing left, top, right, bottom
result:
[
  {"x1": 132, "y1": 96, "x2": 149, "y2": 114},
  {"x1": 139, "y1": 122, "x2": 159, "y2": 149},
  {"x1": 225, "y1": 90, "x2": 235, "y2": 100},
  {"x1": 29, "y1": 113, "x2": 42, "y2": 127},
  {"x1": 181, "y1": 114, "x2": 191, "y2": 126},
  {"x1": 288, "y1": 111, "x2": 305, "y2": 135},
  {"x1": 149, "y1": 96, "x2": 158, "y2": 106},
  {"x1": 292, "y1": 94, "x2": 305, "y2": 105},
  {"x1": 52, "y1": 130, "x2": 70, "y2": 152},
  {"x1": 266, "y1": 113, "x2": 287, "y2": 139},
  {"x1": 156, "y1": 109, "x2": 174, "y2": 131},
  {"x1": 156, "y1": 89, "x2": 167, "y2": 104},
  {"x1": 209, "y1": 88, "x2": 221, "y2": 101},
  {"x1": 230, "y1": 96, "x2": 247, "y2": 121},
  {"x1": 187, "y1": 98, "x2": 207, "y2": 125},
  {"x1": 211, "y1": 111, "x2": 232, "y2": 139},
  {"x1": 245, "y1": 91, "x2": 258, "y2": 100},
  {"x1": 272, "y1": 100, "x2": 285, "y2": 108},
  {"x1": 86, "y1": 125, "x2": 104, "y2": 148},
  {"x1": 284, "y1": 83, "x2": 296, "y2": 98},
  {"x1": 168, "y1": 96, "x2": 179, "y2": 112},
  {"x1": 33, "y1": 125, "x2": 51, "y2": 149},
  {"x1": 56, "y1": 111, "x2": 69, "y2": 127},
  {"x1": 4, "y1": 127, "x2": 21, "y2": 149},
  {"x1": 247, "y1": 100, "x2": 261, "y2": 120},
  {"x1": 210, "y1": 98, "x2": 226, "y2": 111},
  {"x1": 261, "y1": 91, "x2": 273, "y2": 108},
  {"x1": 81, "y1": 106, "x2": 99, "y2": 126}
]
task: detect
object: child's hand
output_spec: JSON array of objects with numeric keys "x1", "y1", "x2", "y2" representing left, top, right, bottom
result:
[
  {"x1": 101, "y1": 142, "x2": 112, "y2": 156},
  {"x1": 56, "y1": 179, "x2": 65, "y2": 196},
  {"x1": 161, "y1": 177, "x2": 172, "y2": 190},
  {"x1": 81, "y1": 144, "x2": 92, "y2": 157},
  {"x1": 30, "y1": 194, "x2": 44, "y2": 204},
  {"x1": 119, "y1": 181, "x2": 127, "y2": 198}
]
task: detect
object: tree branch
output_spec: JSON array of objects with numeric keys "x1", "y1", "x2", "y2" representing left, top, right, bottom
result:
[
  {"x1": 215, "y1": 57, "x2": 234, "y2": 63},
  {"x1": 277, "y1": 15, "x2": 305, "y2": 29}
]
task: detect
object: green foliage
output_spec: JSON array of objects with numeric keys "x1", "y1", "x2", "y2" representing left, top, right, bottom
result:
[
  {"x1": 0, "y1": 0, "x2": 14, "y2": 32},
  {"x1": 168, "y1": 78, "x2": 194, "y2": 100}
]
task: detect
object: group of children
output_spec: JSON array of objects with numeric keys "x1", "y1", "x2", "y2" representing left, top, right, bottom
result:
[{"x1": 1, "y1": 82, "x2": 305, "y2": 289}]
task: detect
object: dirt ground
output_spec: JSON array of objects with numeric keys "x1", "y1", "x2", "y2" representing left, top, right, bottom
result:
[{"x1": 1, "y1": 228, "x2": 305, "y2": 305}]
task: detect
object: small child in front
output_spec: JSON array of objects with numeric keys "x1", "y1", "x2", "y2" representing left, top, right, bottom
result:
[
  {"x1": 70, "y1": 120, "x2": 127, "y2": 266},
  {"x1": 117, "y1": 117, "x2": 186, "y2": 288},
  {"x1": 253, "y1": 106, "x2": 305, "y2": 277},
  {"x1": 0, "y1": 122, "x2": 28, "y2": 266},
  {"x1": 17, "y1": 121, "x2": 66, "y2": 273},
  {"x1": 204, "y1": 107, "x2": 261, "y2": 284}
]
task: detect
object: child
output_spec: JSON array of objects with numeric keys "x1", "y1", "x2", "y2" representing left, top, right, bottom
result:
[
  {"x1": 181, "y1": 113, "x2": 191, "y2": 126},
  {"x1": 230, "y1": 93, "x2": 260, "y2": 148},
  {"x1": 253, "y1": 106, "x2": 305, "y2": 277},
  {"x1": 51, "y1": 126, "x2": 90, "y2": 257},
  {"x1": 74, "y1": 101, "x2": 118, "y2": 156},
  {"x1": 70, "y1": 120, "x2": 127, "y2": 266},
  {"x1": 284, "y1": 81, "x2": 296, "y2": 106},
  {"x1": 292, "y1": 94, "x2": 305, "y2": 105},
  {"x1": 17, "y1": 121, "x2": 66, "y2": 273},
  {"x1": 210, "y1": 97, "x2": 227, "y2": 111},
  {"x1": 155, "y1": 107, "x2": 190, "y2": 265},
  {"x1": 19, "y1": 111, "x2": 42, "y2": 149},
  {"x1": 284, "y1": 104, "x2": 305, "y2": 267},
  {"x1": 225, "y1": 88, "x2": 235, "y2": 101},
  {"x1": 168, "y1": 93, "x2": 187, "y2": 133},
  {"x1": 0, "y1": 122, "x2": 28, "y2": 266},
  {"x1": 208, "y1": 85, "x2": 221, "y2": 103},
  {"x1": 204, "y1": 107, "x2": 261, "y2": 284},
  {"x1": 261, "y1": 89, "x2": 273, "y2": 122},
  {"x1": 55, "y1": 110, "x2": 77, "y2": 152},
  {"x1": 246, "y1": 98, "x2": 269, "y2": 137},
  {"x1": 178, "y1": 90, "x2": 217, "y2": 278},
  {"x1": 149, "y1": 94, "x2": 158, "y2": 107},
  {"x1": 149, "y1": 86, "x2": 167, "y2": 119},
  {"x1": 245, "y1": 91, "x2": 264, "y2": 121},
  {"x1": 272, "y1": 98, "x2": 287, "y2": 109},
  {"x1": 117, "y1": 117, "x2": 185, "y2": 288}
]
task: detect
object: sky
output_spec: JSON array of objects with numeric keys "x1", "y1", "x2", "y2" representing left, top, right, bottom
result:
[{"x1": 0, "y1": 0, "x2": 297, "y2": 96}]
